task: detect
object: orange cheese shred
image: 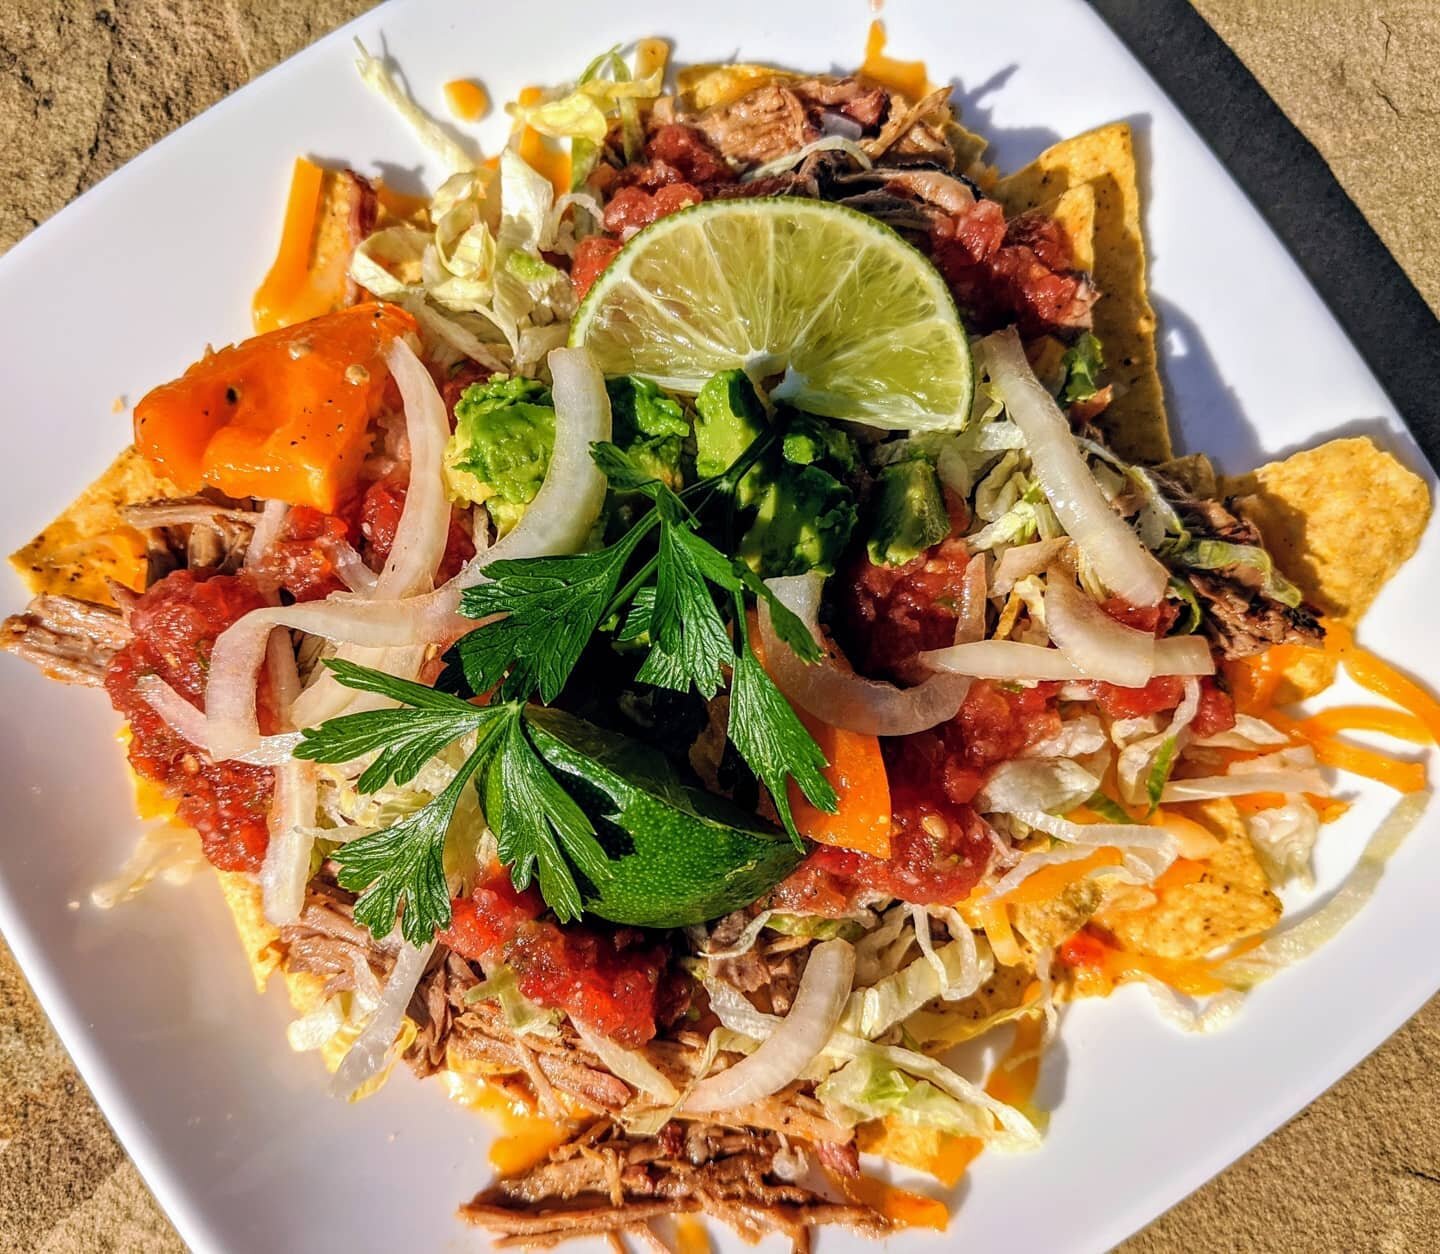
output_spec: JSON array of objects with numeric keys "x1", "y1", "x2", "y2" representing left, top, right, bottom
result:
[
  {"x1": 1269, "y1": 712, "x2": 1427, "y2": 793},
  {"x1": 859, "y1": 20, "x2": 931, "y2": 101}
]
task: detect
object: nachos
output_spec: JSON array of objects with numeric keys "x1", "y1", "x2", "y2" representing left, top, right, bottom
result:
[{"x1": 3, "y1": 28, "x2": 1436, "y2": 1250}]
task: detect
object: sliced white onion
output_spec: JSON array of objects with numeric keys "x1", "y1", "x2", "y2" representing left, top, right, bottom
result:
[
  {"x1": 1044, "y1": 574, "x2": 1155, "y2": 687},
  {"x1": 202, "y1": 592, "x2": 465, "y2": 759},
  {"x1": 759, "y1": 573, "x2": 970, "y2": 736},
  {"x1": 374, "y1": 338, "x2": 451, "y2": 599},
  {"x1": 329, "y1": 539, "x2": 379, "y2": 594},
  {"x1": 572, "y1": 1020, "x2": 679, "y2": 1105},
  {"x1": 955, "y1": 554, "x2": 988, "y2": 645},
  {"x1": 1160, "y1": 771, "x2": 1328, "y2": 803},
  {"x1": 684, "y1": 939, "x2": 855, "y2": 1113},
  {"x1": 244, "y1": 499, "x2": 289, "y2": 569},
  {"x1": 262, "y1": 761, "x2": 317, "y2": 925},
  {"x1": 983, "y1": 328, "x2": 1167, "y2": 606},
  {"x1": 333, "y1": 939, "x2": 435, "y2": 1099},
  {"x1": 921, "y1": 635, "x2": 1214, "y2": 683},
  {"x1": 992, "y1": 538, "x2": 1069, "y2": 599},
  {"x1": 134, "y1": 675, "x2": 302, "y2": 766},
  {"x1": 741, "y1": 136, "x2": 874, "y2": 182},
  {"x1": 480, "y1": 345, "x2": 612, "y2": 566},
  {"x1": 1151, "y1": 636, "x2": 1218, "y2": 676},
  {"x1": 260, "y1": 633, "x2": 317, "y2": 927}
]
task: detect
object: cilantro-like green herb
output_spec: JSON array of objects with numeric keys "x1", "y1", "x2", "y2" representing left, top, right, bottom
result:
[
  {"x1": 295, "y1": 660, "x2": 611, "y2": 943},
  {"x1": 452, "y1": 440, "x2": 833, "y2": 841},
  {"x1": 1059, "y1": 332, "x2": 1105, "y2": 406},
  {"x1": 299, "y1": 419, "x2": 843, "y2": 943}
]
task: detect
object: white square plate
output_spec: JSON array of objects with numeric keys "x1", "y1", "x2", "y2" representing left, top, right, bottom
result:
[{"x1": 1, "y1": 1, "x2": 1436, "y2": 1251}]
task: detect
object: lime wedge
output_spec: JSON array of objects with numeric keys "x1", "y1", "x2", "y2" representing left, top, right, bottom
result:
[{"x1": 569, "y1": 198, "x2": 973, "y2": 431}]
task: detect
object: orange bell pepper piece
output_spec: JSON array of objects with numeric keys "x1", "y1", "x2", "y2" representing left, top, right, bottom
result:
[
  {"x1": 747, "y1": 612, "x2": 892, "y2": 858},
  {"x1": 134, "y1": 303, "x2": 415, "y2": 514}
]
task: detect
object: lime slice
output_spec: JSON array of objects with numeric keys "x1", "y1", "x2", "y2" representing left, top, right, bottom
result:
[{"x1": 569, "y1": 198, "x2": 973, "y2": 431}]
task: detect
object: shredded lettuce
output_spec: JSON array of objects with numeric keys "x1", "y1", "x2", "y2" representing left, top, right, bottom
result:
[
  {"x1": 1176, "y1": 540, "x2": 1305, "y2": 608},
  {"x1": 816, "y1": 1045, "x2": 1040, "y2": 1151},
  {"x1": 1058, "y1": 333, "x2": 1103, "y2": 406},
  {"x1": 354, "y1": 39, "x2": 476, "y2": 174},
  {"x1": 508, "y1": 54, "x2": 663, "y2": 146},
  {"x1": 462, "y1": 966, "x2": 562, "y2": 1037},
  {"x1": 840, "y1": 933, "x2": 993, "y2": 1039},
  {"x1": 979, "y1": 757, "x2": 1100, "y2": 816}
]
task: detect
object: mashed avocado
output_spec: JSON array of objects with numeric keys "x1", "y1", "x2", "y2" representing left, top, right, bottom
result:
[
  {"x1": 606, "y1": 375, "x2": 690, "y2": 492},
  {"x1": 444, "y1": 376, "x2": 554, "y2": 535},
  {"x1": 867, "y1": 457, "x2": 949, "y2": 566},
  {"x1": 692, "y1": 370, "x2": 859, "y2": 578}
]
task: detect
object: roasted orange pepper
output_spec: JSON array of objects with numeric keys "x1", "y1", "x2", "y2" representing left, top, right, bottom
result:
[
  {"x1": 133, "y1": 303, "x2": 415, "y2": 513},
  {"x1": 748, "y1": 611, "x2": 892, "y2": 858}
]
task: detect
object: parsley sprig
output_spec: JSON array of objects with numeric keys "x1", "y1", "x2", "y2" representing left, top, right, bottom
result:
[
  {"x1": 295, "y1": 659, "x2": 611, "y2": 945},
  {"x1": 454, "y1": 441, "x2": 836, "y2": 838},
  {"x1": 297, "y1": 435, "x2": 838, "y2": 945}
]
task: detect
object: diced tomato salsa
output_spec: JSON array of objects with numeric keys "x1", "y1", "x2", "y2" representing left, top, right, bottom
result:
[
  {"x1": 253, "y1": 504, "x2": 356, "y2": 602},
  {"x1": 359, "y1": 473, "x2": 476, "y2": 583},
  {"x1": 836, "y1": 537, "x2": 973, "y2": 680},
  {"x1": 441, "y1": 865, "x2": 677, "y2": 1047},
  {"x1": 103, "y1": 570, "x2": 276, "y2": 872},
  {"x1": 1087, "y1": 675, "x2": 1235, "y2": 738}
]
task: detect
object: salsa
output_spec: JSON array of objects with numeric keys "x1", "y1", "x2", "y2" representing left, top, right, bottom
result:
[
  {"x1": 103, "y1": 570, "x2": 276, "y2": 872},
  {"x1": 253, "y1": 505, "x2": 356, "y2": 602},
  {"x1": 359, "y1": 474, "x2": 477, "y2": 583},
  {"x1": 442, "y1": 865, "x2": 677, "y2": 1047}
]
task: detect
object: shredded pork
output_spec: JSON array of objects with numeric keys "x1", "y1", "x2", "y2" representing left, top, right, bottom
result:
[
  {"x1": 0, "y1": 593, "x2": 130, "y2": 686},
  {"x1": 461, "y1": 1119, "x2": 890, "y2": 1250}
]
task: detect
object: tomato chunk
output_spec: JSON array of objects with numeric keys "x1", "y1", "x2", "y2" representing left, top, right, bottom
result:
[
  {"x1": 440, "y1": 865, "x2": 545, "y2": 961},
  {"x1": 570, "y1": 235, "x2": 623, "y2": 298},
  {"x1": 134, "y1": 303, "x2": 414, "y2": 513},
  {"x1": 359, "y1": 473, "x2": 475, "y2": 582},
  {"x1": 253, "y1": 505, "x2": 355, "y2": 602},
  {"x1": 104, "y1": 571, "x2": 276, "y2": 871},
  {"x1": 1087, "y1": 675, "x2": 1235, "y2": 738},
  {"x1": 440, "y1": 865, "x2": 675, "y2": 1048}
]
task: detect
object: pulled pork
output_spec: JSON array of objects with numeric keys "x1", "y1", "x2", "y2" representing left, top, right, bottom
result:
[
  {"x1": 461, "y1": 1119, "x2": 890, "y2": 1251},
  {"x1": 122, "y1": 495, "x2": 257, "y2": 584},
  {"x1": 1159, "y1": 486, "x2": 1324, "y2": 658},
  {"x1": 1, "y1": 593, "x2": 130, "y2": 686}
]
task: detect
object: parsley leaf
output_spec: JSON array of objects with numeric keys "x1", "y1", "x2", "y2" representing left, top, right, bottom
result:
[
  {"x1": 729, "y1": 601, "x2": 837, "y2": 845},
  {"x1": 295, "y1": 662, "x2": 611, "y2": 941},
  {"x1": 336, "y1": 749, "x2": 489, "y2": 947},
  {"x1": 486, "y1": 716, "x2": 610, "y2": 922},
  {"x1": 457, "y1": 525, "x2": 652, "y2": 702}
]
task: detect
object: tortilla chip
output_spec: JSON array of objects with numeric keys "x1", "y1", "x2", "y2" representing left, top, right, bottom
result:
[
  {"x1": 676, "y1": 63, "x2": 801, "y2": 111},
  {"x1": 1223, "y1": 436, "x2": 1431, "y2": 699},
  {"x1": 1099, "y1": 799, "x2": 1281, "y2": 960},
  {"x1": 1039, "y1": 182, "x2": 1096, "y2": 274},
  {"x1": 1013, "y1": 876, "x2": 1106, "y2": 952},
  {"x1": 1224, "y1": 436, "x2": 1431, "y2": 626},
  {"x1": 216, "y1": 872, "x2": 289, "y2": 995},
  {"x1": 9, "y1": 446, "x2": 173, "y2": 606},
  {"x1": 997, "y1": 122, "x2": 1170, "y2": 465}
]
